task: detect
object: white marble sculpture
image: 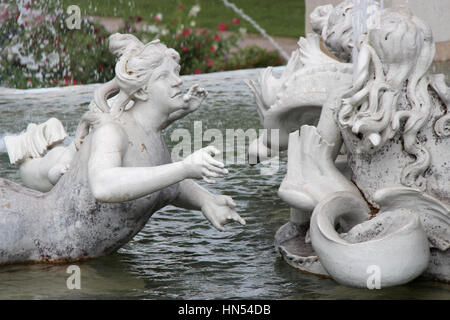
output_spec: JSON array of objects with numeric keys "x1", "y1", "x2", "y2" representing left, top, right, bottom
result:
[
  {"x1": 0, "y1": 33, "x2": 245, "y2": 264},
  {"x1": 4, "y1": 118, "x2": 77, "y2": 192},
  {"x1": 248, "y1": 1, "x2": 449, "y2": 287}
]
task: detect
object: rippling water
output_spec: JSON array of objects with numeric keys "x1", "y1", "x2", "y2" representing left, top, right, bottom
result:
[{"x1": 0, "y1": 67, "x2": 449, "y2": 299}]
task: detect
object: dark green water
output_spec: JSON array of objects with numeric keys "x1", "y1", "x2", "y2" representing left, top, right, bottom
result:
[{"x1": 0, "y1": 67, "x2": 449, "y2": 299}]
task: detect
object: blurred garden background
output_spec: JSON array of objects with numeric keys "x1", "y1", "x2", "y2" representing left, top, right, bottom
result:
[{"x1": 0, "y1": 0, "x2": 305, "y2": 88}]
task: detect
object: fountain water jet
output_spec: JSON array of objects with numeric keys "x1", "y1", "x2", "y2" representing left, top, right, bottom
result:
[
  {"x1": 220, "y1": 0, "x2": 290, "y2": 61},
  {"x1": 352, "y1": 0, "x2": 383, "y2": 75}
]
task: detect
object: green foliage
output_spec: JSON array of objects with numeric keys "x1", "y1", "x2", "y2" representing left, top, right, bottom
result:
[
  {"x1": 68, "y1": 0, "x2": 305, "y2": 39},
  {"x1": 222, "y1": 46, "x2": 284, "y2": 71},
  {"x1": 126, "y1": 2, "x2": 243, "y2": 75},
  {"x1": 0, "y1": 1, "x2": 115, "y2": 88},
  {"x1": 0, "y1": 1, "x2": 285, "y2": 88}
]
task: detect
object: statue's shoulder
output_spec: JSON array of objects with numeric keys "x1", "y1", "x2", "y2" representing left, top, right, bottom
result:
[{"x1": 90, "y1": 119, "x2": 129, "y2": 152}]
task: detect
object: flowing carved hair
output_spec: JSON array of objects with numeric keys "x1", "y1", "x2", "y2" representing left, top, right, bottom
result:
[
  {"x1": 310, "y1": 0, "x2": 381, "y2": 62},
  {"x1": 337, "y1": 8, "x2": 436, "y2": 191},
  {"x1": 73, "y1": 34, "x2": 180, "y2": 147}
]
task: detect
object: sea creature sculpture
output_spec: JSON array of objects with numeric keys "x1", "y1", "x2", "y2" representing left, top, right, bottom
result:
[
  {"x1": 4, "y1": 118, "x2": 76, "y2": 192},
  {"x1": 244, "y1": 0, "x2": 362, "y2": 162},
  {"x1": 249, "y1": 1, "x2": 450, "y2": 287},
  {"x1": 0, "y1": 33, "x2": 245, "y2": 264},
  {"x1": 245, "y1": 33, "x2": 353, "y2": 162}
]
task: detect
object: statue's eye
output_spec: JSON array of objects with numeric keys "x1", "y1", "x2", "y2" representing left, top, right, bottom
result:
[{"x1": 157, "y1": 72, "x2": 168, "y2": 80}]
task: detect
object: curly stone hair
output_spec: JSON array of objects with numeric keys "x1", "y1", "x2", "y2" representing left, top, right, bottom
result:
[{"x1": 337, "y1": 8, "x2": 435, "y2": 190}]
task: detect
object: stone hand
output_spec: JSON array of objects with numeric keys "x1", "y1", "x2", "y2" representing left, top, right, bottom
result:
[
  {"x1": 48, "y1": 163, "x2": 70, "y2": 185},
  {"x1": 182, "y1": 146, "x2": 227, "y2": 183},
  {"x1": 182, "y1": 84, "x2": 208, "y2": 113},
  {"x1": 201, "y1": 194, "x2": 246, "y2": 231}
]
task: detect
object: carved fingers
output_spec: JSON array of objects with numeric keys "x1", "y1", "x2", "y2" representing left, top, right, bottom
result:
[
  {"x1": 182, "y1": 145, "x2": 228, "y2": 183},
  {"x1": 183, "y1": 84, "x2": 208, "y2": 112},
  {"x1": 201, "y1": 194, "x2": 246, "y2": 232}
]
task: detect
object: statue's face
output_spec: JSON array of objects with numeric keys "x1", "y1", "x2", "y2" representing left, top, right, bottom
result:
[{"x1": 146, "y1": 57, "x2": 184, "y2": 112}]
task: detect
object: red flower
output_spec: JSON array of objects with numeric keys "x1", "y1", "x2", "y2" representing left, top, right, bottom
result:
[
  {"x1": 213, "y1": 34, "x2": 220, "y2": 41},
  {"x1": 154, "y1": 16, "x2": 159, "y2": 22},
  {"x1": 182, "y1": 45, "x2": 189, "y2": 52},
  {"x1": 207, "y1": 60, "x2": 214, "y2": 67},
  {"x1": 73, "y1": 80, "x2": 78, "y2": 85},
  {"x1": 182, "y1": 28, "x2": 191, "y2": 36},
  {"x1": 195, "y1": 43, "x2": 200, "y2": 49},
  {"x1": 201, "y1": 29, "x2": 207, "y2": 35},
  {"x1": 98, "y1": 65, "x2": 104, "y2": 71},
  {"x1": 27, "y1": 77, "x2": 32, "y2": 83},
  {"x1": 194, "y1": 69, "x2": 202, "y2": 74},
  {"x1": 210, "y1": 45, "x2": 216, "y2": 53},
  {"x1": 231, "y1": 18, "x2": 240, "y2": 25},
  {"x1": 177, "y1": 4, "x2": 183, "y2": 11},
  {"x1": 217, "y1": 22, "x2": 227, "y2": 31},
  {"x1": 136, "y1": 16, "x2": 143, "y2": 22},
  {"x1": 24, "y1": 3, "x2": 31, "y2": 10},
  {"x1": 93, "y1": 28, "x2": 99, "y2": 34}
]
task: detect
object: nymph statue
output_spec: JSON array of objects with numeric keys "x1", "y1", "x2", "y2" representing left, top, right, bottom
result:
[
  {"x1": 247, "y1": 1, "x2": 449, "y2": 288},
  {"x1": 0, "y1": 33, "x2": 245, "y2": 264}
]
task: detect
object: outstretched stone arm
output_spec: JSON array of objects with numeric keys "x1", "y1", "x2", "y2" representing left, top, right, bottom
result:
[
  {"x1": 88, "y1": 122, "x2": 226, "y2": 203},
  {"x1": 172, "y1": 179, "x2": 246, "y2": 231}
]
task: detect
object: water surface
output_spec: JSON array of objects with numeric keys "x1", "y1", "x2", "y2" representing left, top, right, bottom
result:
[{"x1": 0, "y1": 67, "x2": 449, "y2": 299}]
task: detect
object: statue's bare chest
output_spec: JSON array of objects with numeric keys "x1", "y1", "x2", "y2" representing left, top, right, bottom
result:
[{"x1": 122, "y1": 128, "x2": 172, "y2": 167}]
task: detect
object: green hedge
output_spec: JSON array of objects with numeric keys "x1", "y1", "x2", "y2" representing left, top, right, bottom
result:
[{"x1": 0, "y1": 1, "x2": 284, "y2": 88}]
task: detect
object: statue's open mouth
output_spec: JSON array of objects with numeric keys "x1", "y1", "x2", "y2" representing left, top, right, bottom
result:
[{"x1": 171, "y1": 91, "x2": 182, "y2": 98}]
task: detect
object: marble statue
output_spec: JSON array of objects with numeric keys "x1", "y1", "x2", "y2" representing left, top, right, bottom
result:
[
  {"x1": 4, "y1": 117, "x2": 77, "y2": 192},
  {"x1": 247, "y1": 1, "x2": 449, "y2": 287},
  {"x1": 0, "y1": 33, "x2": 245, "y2": 264}
]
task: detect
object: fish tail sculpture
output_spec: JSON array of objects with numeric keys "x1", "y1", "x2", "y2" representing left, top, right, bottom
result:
[
  {"x1": 4, "y1": 117, "x2": 68, "y2": 165},
  {"x1": 310, "y1": 191, "x2": 431, "y2": 288}
]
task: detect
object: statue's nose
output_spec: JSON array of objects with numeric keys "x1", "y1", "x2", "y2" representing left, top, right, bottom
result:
[{"x1": 172, "y1": 75, "x2": 183, "y2": 87}]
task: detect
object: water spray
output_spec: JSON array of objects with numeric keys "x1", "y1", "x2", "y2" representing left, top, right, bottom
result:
[
  {"x1": 220, "y1": 0, "x2": 290, "y2": 61},
  {"x1": 352, "y1": 0, "x2": 383, "y2": 76}
]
